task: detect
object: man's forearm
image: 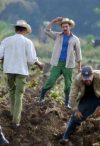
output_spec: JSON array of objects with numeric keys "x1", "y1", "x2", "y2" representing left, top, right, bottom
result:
[
  {"x1": 77, "y1": 61, "x2": 81, "y2": 73},
  {"x1": 35, "y1": 60, "x2": 41, "y2": 66},
  {"x1": 46, "y1": 21, "x2": 54, "y2": 30}
]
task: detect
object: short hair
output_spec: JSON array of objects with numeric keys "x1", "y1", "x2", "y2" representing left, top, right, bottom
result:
[{"x1": 15, "y1": 26, "x2": 27, "y2": 32}]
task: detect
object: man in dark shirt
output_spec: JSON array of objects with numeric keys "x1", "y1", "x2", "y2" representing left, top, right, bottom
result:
[{"x1": 60, "y1": 66, "x2": 100, "y2": 144}]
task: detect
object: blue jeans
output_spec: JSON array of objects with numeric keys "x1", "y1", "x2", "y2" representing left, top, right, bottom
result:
[{"x1": 63, "y1": 95, "x2": 100, "y2": 139}]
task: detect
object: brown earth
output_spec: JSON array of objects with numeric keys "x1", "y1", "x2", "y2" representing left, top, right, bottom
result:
[{"x1": 0, "y1": 67, "x2": 100, "y2": 146}]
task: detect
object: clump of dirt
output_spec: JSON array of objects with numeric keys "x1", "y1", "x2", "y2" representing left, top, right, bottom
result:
[{"x1": 0, "y1": 68, "x2": 100, "y2": 146}]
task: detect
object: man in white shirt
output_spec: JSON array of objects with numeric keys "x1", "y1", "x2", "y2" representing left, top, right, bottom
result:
[{"x1": 0, "y1": 20, "x2": 43, "y2": 129}]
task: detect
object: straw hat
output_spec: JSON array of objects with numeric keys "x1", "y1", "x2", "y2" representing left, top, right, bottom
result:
[
  {"x1": 14, "y1": 20, "x2": 32, "y2": 34},
  {"x1": 60, "y1": 18, "x2": 75, "y2": 28}
]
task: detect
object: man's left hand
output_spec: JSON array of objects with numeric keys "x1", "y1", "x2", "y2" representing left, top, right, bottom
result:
[
  {"x1": 74, "y1": 109, "x2": 83, "y2": 119},
  {"x1": 38, "y1": 62, "x2": 44, "y2": 70}
]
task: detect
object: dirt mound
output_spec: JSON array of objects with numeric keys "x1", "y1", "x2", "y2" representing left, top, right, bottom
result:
[
  {"x1": 0, "y1": 67, "x2": 100, "y2": 146},
  {"x1": 0, "y1": 87, "x2": 100, "y2": 146}
]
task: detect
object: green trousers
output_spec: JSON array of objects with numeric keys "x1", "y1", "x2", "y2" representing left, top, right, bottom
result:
[
  {"x1": 7, "y1": 74, "x2": 26, "y2": 124},
  {"x1": 40, "y1": 61, "x2": 73, "y2": 105}
]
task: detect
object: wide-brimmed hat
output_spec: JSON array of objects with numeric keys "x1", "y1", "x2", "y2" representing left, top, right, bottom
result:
[
  {"x1": 14, "y1": 20, "x2": 32, "y2": 34},
  {"x1": 81, "y1": 66, "x2": 93, "y2": 80},
  {"x1": 60, "y1": 18, "x2": 75, "y2": 28}
]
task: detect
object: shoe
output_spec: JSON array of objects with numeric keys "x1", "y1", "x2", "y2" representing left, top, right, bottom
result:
[
  {"x1": 10, "y1": 123, "x2": 20, "y2": 129},
  {"x1": 64, "y1": 105, "x2": 72, "y2": 110},
  {"x1": 67, "y1": 104, "x2": 72, "y2": 109},
  {"x1": 0, "y1": 132, "x2": 9, "y2": 145},
  {"x1": 39, "y1": 98, "x2": 45, "y2": 105},
  {"x1": 53, "y1": 133, "x2": 63, "y2": 139},
  {"x1": 59, "y1": 138, "x2": 69, "y2": 144}
]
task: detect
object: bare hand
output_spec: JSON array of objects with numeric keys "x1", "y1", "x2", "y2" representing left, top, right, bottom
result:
[
  {"x1": 35, "y1": 61, "x2": 44, "y2": 70},
  {"x1": 38, "y1": 62, "x2": 44, "y2": 70},
  {"x1": 52, "y1": 17, "x2": 63, "y2": 24},
  {"x1": 74, "y1": 110, "x2": 83, "y2": 119}
]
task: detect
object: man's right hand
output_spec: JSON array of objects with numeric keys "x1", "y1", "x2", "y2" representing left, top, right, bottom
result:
[
  {"x1": 51, "y1": 17, "x2": 63, "y2": 24},
  {"x1": 46, "y1": 17, "x2": 63, "y2": 30},
  {"x1": 35, "y1": 61, "x2": 44, "y2": 70}
]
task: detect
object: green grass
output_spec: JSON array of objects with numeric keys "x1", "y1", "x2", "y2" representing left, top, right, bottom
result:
[
  {"x1": 33, "y1": 38, "x2": 53, "y2": 63},
  {"x1": 81, "y1": 38, "x2": 100, "y2": 68}
]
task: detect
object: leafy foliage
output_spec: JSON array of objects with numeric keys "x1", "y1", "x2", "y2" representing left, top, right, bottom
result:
[{"x1": 0, "y1": 21, "x2": 14, "y2": 40}]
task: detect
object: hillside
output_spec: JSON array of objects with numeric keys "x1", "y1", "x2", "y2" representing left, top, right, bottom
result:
[{"x1": 0, "y1": 0, "x2": 100, "y2": 36}]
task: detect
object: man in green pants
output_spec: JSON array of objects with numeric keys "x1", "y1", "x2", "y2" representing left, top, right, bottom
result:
[
  {"x1": 0, "y1": 20, "x2": 43, "y2": 128},
  {"x1": 39, "y1": 17, "x2": 82, "y2": 106}
]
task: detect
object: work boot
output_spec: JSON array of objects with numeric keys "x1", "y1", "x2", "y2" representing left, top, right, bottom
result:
[
  {"x1": 0, "y1": 126, "x2": 9, "y2": 145},
  {"x1": 10, "y1": 123, "x2": 20, "y2": 130},
  {"x1": 64, "y1": 96, "x2": 69, "y2": 107},
  {"x1": 59, "y1": 138, "x2": 69, "y2": 144},
  {"x1": 39, "y1": 89, "x2": 47, "y2": 103},
  {"x1": 39, "y1": 99, "x2": 45, "y2": 106}
]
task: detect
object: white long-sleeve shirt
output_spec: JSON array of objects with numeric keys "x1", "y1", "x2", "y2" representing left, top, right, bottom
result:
[{"x1": 0, "y1": 34, "x2": 38, "y2": 75}]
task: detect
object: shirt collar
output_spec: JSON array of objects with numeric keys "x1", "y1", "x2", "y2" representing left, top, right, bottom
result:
[{"x1": 60, "y1": 32, "x2": 73, "y2": 37}]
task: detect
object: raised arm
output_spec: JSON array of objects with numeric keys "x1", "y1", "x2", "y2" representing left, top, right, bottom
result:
[{"x1": 44, "y1": 17, "x2": 63, "y2": 40}]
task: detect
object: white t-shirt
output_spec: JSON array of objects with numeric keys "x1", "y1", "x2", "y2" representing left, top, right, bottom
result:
[{"x1": 0, "y1": 34, "x2": 38, "y2": 75}]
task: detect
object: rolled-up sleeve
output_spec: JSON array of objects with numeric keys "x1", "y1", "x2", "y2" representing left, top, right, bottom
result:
[
  {"x1": 26, "y1": 40, "x2": 38, "y2": 65},
  {"x1": 44, "y1": 28, "x2": 57, "y2": 40},
  {"x1": 74, "y1": 38, "x2": 82, "y2": 62},
  {"x1": 68, "y1": 78, "x2": 79, "y2": 109}
]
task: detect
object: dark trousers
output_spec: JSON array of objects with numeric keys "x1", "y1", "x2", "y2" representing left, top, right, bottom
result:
[{"x1": 63, "y1": 95, "x2": 100, "y2": 139}]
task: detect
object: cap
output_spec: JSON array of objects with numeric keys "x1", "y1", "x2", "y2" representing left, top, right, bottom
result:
[{"x1": 81, "y1": 66, "x2": 93, "y2": 80}]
